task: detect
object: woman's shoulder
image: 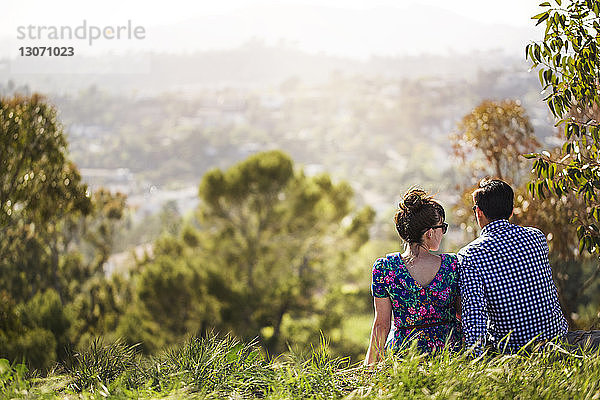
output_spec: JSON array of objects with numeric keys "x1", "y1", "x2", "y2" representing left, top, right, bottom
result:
[
  {"x1": 440, "y1": 252, "x2": 457, "y2": 260},
  {"x1": 373, "y1": 252, "x2": 403, "y2": 269},
  {"x1": 439, "y1": 253, "x2": 459, "y2": 269}
]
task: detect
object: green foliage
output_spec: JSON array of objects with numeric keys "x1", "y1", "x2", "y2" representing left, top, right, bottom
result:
[
  {"x1": 0, "y1": 289, "x2": 70, "y2": 371},
  {"x1": 195, "y1": 150, "x2": 374, "y2": 355},
  {"x1": 136, "y1": 251, "x2": 221, "y2": 339},
  {"x1": 0, "y1": 187, "x2": 129, "y2": 369},
  {"x1": 526, "y1": 0, "x2": 600, "y2": 256},
  {"x1": 524, "y1": 0, "x2": 600, "y2": 323},
  {"x1": 67, "y1": 273, "x2": 128, "y2": 350},
  {"x1": 0, "y1": 94, "x2": 91, "y2": 302},
  {"x1": 21, "y1": 290, "x2": 70, "y2": 367},
  {"x1": 113, "y1": 307, "x2": 166, "y2": 355},
  {"x1": 451, "y1": 99, "x2": 538, "y2": 183},
  {"x1": 117, "y1": 233, "x2": 223, "y2": 353},
  {"x1": 124, "y1": 150, "x2": 374, "y2": 357},
  {"x1": 0, "y1": 94, "x2": 91, "y2": 239},
  {"x1": 450, "y1": 99, "x2": 539, "y2": 240},
  {"x1": 0, "y1": 358, "x2": 31, "y2": 398},
  {"x1": 78, "y1": 189, "x2": 128, "y2": 272},
  {"x1": 20, "y1": 289, "x2": 70, "y2": 343},
  {"x1": 2, "y1": 329, "x2": 56, "y2": 373},
  {"x1": 0, "y1": 94, "x2": 129, "y2": 370}
]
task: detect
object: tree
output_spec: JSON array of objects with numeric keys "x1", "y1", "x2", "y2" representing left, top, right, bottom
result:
[
  {"x1": 526, "y1": 0, "x2": 600, "y2": 255},
  {"x1": 451, "y1": 99, "x2": 539, "y2": 184},
  {"x1": 0, "y1": 94, "x2": 91, "y2": 301},
  {"x1": 450, "y1": 99, "x2": 539, "y2": 237},
  {"x1": 450, "y1": 99, "x2": 595, "y2": 326},
  {"x1": 127, "y1": 151, "x2": 374, "y2": 356},
  {"x1": 0, "y1": 94, "x2": 128, "y2": 367},
  {"x1": 65, "y1": 189, "x2": 130, "y2": 348},
  {"x1": 0, "y1": 94, "x2": 90, "y2": 229},
  {"x1": 197, "y1": 151, "x2": 374, "y2": 354},
  {"x1": 526, "y1": 0, "x2": 600, "y2": 323}
]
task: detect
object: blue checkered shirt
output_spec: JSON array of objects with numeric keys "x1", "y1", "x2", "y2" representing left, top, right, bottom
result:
[{"x1": 458, "y1": 219, "x2": 568, "y2": 353}]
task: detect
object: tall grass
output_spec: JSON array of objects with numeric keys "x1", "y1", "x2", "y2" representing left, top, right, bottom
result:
[
  {"x1": 349, "y1": 342, "x2": 600, "y2": 399},
  {"x1": 150, "y1": 333, "x2": 273, "y2": 397},
  {"x1": 58, "y1": 338, "x2": 142, "y2": 393},
  {"x1": 268, "y1": 338, "x2": 354, "y2": 399},
  {"x1": 2, "y1": 334, "x2": 600, "y2": 399}
]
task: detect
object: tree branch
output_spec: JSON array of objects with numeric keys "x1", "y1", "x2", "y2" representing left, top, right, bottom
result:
[{"x1": 582, "y1": 262, "x2": 600, "y2": 293}]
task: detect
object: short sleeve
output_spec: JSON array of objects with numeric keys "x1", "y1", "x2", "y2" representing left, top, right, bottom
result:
[
  {"x1": 448, "y1": 253, "x2": 458, "y2": 264},
  {"x1": 444, "y1": 253, "x2": 458, "y2": 270},
  {"x1": 371, "y1": 258, "x2": 388, "y2": 298}
]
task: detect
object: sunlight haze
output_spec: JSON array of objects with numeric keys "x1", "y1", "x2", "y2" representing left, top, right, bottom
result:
[{"x1": 3, "y1": 0, "x2": 542, "y2": 58}]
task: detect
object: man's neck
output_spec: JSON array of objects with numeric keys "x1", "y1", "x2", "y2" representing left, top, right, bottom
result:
[
  {"x1": 478, "y1": 215, "x2": 490, "y2": 229},
  {"x1": 480, "y1": 219, "x2": 510, "y2": 234}
]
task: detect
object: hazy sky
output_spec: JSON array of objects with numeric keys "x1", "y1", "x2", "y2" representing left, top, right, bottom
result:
[
  {"x1": 3, "y1": 0, "x2": 543, "y2": 58},
  {"x1": 4, "y1": 0, "x2": 539, "y2": 27}
]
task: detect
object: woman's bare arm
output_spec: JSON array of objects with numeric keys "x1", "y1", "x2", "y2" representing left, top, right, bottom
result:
[{"x1": 364, "y1": 297, "x2": 392, "y2": 366}]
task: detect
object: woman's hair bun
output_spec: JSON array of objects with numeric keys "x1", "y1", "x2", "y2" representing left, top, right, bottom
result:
[
  {"x1": 394, "y1": 187, "x2": 444, "y2": 244},
  {"x1": 400, "y1": 189, "x2": 428, "y2": 212}
]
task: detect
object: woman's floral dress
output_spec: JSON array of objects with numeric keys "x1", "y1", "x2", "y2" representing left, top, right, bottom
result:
[{"x1": 371, "y1": 252, "x2": 462, "y2": 353}]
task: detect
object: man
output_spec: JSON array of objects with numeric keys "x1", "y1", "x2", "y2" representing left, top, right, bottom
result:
[{"x1": 458, "y1": 178, "x2": 568, "y2": 353}]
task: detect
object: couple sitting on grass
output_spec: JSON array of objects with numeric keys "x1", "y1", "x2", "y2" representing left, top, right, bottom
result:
[{"x1": 365, "y1": 178, "x2": 570, "y2": 364}]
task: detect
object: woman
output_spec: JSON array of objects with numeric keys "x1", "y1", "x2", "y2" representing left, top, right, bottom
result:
[{"x1": 364, "y1": 188, "x2": 461, "y2": 365}]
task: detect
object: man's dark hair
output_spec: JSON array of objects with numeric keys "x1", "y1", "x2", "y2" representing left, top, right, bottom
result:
[{"x1": 472, "y1": 178, "x2": 513, "y2": 221}]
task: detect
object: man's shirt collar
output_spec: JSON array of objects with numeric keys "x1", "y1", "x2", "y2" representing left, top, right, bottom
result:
[{"x1": 481, "y1": 219, "x2": 510, "y2": 236}]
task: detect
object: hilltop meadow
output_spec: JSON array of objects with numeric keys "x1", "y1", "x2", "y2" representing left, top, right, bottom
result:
[
  {"x1": 2, "y1": 334, "x2": 600, "y2": 399},
  {"x1": 0, "y1": 334, "x2": 600, "y2": 399}
]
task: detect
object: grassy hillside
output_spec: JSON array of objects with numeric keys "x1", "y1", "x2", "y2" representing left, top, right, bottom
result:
[{"x1": 2, "y1": 334, "x2": 599, "y2": 399}]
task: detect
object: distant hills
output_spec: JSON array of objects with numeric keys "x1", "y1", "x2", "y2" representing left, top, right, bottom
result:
[{"x1": 1, "y1": 43, "x2": 530, "y2": 95}]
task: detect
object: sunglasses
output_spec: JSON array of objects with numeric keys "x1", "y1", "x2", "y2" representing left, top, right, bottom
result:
[{"x1": 431, "y1": 222, "x2": 448, "y2": 234}]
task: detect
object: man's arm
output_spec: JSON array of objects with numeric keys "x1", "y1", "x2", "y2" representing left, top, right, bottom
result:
[{"x1": 458, "y1": 253, "x2": 488, "y2": 354}]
